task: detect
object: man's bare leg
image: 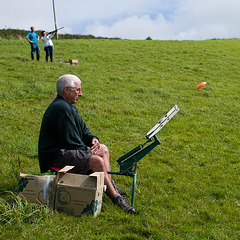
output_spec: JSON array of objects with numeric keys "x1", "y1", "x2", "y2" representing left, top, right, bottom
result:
[
  {"x1": 95, "y1": 144, "x2": 126, "y2": 195},
  {"x1": 88, "y1": 154, "x2": 116, "y2": 198},
  {"x1": 96, "y1": 144, "x2": 111, "y2": 172},
  {"x1": 88, "y1": 153, "x2": 136, "y2": 213}
]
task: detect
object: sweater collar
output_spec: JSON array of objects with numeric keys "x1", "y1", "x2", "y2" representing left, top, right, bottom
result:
[{"x1": 56, "y1": 95, "x2": 77, "y2": 114}]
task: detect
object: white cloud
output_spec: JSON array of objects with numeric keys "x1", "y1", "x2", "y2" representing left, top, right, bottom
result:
[
  {"x1": 85, "y1": 0, "x2": 240, "y2": 40},
  {"x1": 0, "y1": 0, "x2": 54, "y2": 31},
  {"x1": 0, "y1": 0, "x2": 240, "y2": 40},
  {"x1": 174, "y1": 0, "x2": 240, "y2": 39},
  {"x1": 85, "y1": 14, "x2": 175, "y2": 40}
]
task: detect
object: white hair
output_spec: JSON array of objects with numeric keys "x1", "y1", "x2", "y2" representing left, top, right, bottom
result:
[{"x1": 56, "y1": 74, "x2": 81, "y2": 94}]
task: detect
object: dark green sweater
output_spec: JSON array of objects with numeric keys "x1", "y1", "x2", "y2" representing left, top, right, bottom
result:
[{"x1": 38, "y1": 96, "x2": 97, "y2": 173}]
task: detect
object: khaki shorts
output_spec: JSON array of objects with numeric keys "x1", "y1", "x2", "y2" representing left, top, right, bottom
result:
[{"x1": 52, "y1": 148, "x2": 93, "y2": 174}]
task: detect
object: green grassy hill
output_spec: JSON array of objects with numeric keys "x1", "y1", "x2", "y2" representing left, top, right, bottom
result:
[{"x1": 0, "y1": 36, "x2": 239, "y2": 239}]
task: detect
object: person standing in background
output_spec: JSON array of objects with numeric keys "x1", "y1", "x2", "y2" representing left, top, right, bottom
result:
[
  {"x1": 41, "y1": 30, "x2": 57, "y2": 62},
  {"x1": 26, "y1": 26, "x2": 40, "y2": 61}
]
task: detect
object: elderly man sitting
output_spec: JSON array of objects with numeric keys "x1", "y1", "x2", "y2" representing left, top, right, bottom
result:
[{"x1": 38, "y1": 74, "x2": 136, "y2": 214}]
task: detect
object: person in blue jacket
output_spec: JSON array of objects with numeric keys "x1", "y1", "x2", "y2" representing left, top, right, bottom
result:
[
  {"x1": 38, "y1": 74, "x2": 136, "y2": 214},
  {"x1": 26, "y1": 26, "x2": 40, "y2": 60}
]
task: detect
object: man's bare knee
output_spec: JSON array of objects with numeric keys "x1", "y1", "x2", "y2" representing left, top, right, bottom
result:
[
  {"x1": 98, "y1": 144, "x2": 109, "y2": 157},
  {"x1": 88, "y1": 155, "x2": 105, "y2": 172},
  {"x1": 102, "y1": 144, "x2": 109, "y2": 154}
]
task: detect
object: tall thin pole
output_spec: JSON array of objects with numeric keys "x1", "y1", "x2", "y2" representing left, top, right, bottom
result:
[{"x1": 52, "y1": 0, "x2": 58, "y2": 39}]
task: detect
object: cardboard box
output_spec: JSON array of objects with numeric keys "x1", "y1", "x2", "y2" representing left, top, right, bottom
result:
[
  {"x1": 55, "y1": 171, "x2": 104, "y2": 217},
  {"x1": 18, "y1": 166, "x2": 104, "y2": 217},
  {"x1": 69, "y1": 59, "x2": 79, "y2": 65},
  {"x1": 18, "y1": 174, "x2": 56, "y2": 209}
]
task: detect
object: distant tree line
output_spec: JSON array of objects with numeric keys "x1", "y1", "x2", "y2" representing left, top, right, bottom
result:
[{"x1": 0, "y1": 28, "x2": 121, "y2": 40}]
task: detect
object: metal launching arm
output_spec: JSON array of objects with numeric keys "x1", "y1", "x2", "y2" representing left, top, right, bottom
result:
[{"x1": 146, "y1": 105, "x2": 179, "y2": 139}]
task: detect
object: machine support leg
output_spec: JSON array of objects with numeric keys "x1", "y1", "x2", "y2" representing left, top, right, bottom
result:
[{"x1": 131, "y1": 172, "x2": 137, "y2": 207}]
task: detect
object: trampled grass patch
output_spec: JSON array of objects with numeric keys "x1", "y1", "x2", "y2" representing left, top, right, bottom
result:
[{"x1": 0, "y1": 37, "x2": 239, "y2": 239}]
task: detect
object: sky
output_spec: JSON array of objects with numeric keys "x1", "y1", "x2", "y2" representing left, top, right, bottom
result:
[{"x1": 0, "y1": 0, "x2": 239, "y2": 40}]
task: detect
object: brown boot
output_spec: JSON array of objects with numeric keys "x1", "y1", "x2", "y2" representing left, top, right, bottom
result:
[{"x1": 112, "y1": 194, "x2": 136, "y2": 214}]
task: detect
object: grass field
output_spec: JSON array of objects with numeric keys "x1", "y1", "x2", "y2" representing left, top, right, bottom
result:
[{"x1": 0, "y1": 37, "x2": 239, "y2": 239}]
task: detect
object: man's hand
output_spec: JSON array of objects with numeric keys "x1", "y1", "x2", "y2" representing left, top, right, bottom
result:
[{"x1": 91, "y1": 138, "x2": 100, "y2": 154}]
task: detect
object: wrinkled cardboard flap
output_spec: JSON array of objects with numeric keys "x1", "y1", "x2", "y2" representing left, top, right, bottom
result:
[
  {"x1": 58, "y1": 165, "x2": 75, "y2": 173},
  {"x1": 89, "y1": 172, "x2": 104, "y2": 190},
  {"x1": 56, "y1": 172, "x2": 104, "y2": 189}
]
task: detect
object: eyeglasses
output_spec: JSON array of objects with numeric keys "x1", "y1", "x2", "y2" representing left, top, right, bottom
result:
[
  {"x1": 68, "y1": 87, "x2": 81, "y2": 93},
  {"x1": 75, "y1": 88, "x2": 81, "y2": 93}
]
